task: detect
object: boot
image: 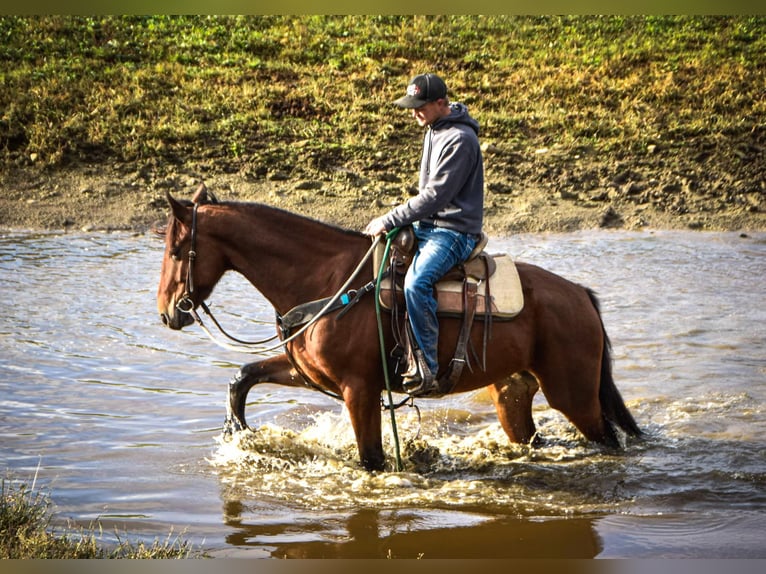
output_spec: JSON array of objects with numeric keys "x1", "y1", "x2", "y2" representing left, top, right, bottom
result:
[
  {"x1": 400, "y1": 314, "x2": 439, "y2": 396},
  {"x1": 402, "y1": 349, "x2": 438, "y2": 396}
]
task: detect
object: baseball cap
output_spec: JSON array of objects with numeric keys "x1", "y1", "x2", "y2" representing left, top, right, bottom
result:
[{"x1": 394, "y1": 73, "x2": 448, "y2": 108}]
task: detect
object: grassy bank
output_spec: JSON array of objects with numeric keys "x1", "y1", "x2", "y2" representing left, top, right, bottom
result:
[
  {"x1": 0, "y1": 15, "x2": 764, "y2": 232},
  {"x1": 1, "y1": 476, "x2": 199, "y2": 559},
  {"x1": 2, "y1": 15, "x2": 763, "y2": 172}
]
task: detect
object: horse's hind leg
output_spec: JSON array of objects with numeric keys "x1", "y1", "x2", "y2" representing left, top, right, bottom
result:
[
  {"x1": 224, "y1": 354, "x2": 300, "y2": 436},
  {"x1": 489, "y1": 371, "x2": 540, "y2": 445},
  {"x1": 536, "y1": 361, "x2": 620, "y2": 448}
]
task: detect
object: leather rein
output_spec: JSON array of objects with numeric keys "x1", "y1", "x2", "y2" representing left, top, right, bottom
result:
[
  {"x1": 175, "y1": 203, "x2": 282, "y2": 351},
  {"x1": 175, "y1": 202, "x2": 381, "y2": 355},
  {"x1": 173, "y1": 209, "x2": 415, "y2": 436}
]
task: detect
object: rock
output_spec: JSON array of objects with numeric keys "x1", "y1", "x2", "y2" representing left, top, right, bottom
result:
[
  {"x1": 295, "y1": 180, "x2": 322, "y2": 190},
  {"x1": 599, "y1": 206, "x2": 623, "y2": 228},
  {"x1": 268, "y1": 170, "x2": 290, "y2": 181},
  {"x1": 488, "y1": 181, "x2": 513, "y2": 194}
]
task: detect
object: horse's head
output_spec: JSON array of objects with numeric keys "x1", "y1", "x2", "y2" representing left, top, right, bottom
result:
[{"x1": 156, "y1": 184, "x2": 225, "y2": 330}]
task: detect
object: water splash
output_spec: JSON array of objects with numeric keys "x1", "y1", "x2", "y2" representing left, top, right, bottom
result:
[{"x1": 209, "y1": 406, "x2": 636, "y2": 516}]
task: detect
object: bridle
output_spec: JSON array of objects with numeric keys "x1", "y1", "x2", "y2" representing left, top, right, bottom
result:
[
  {"x1": 175, "y1": 203, "x2": 200, "y2": 315},
  {"x1": 174, "y1": 202, "x2": 280, "y2": 349}
]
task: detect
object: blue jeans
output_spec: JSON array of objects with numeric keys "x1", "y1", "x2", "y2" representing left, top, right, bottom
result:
[{"x1": 403, "y1": 224, "x2": 477, "y2": 376}]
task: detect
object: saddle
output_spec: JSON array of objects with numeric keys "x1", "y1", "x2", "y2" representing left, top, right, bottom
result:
[
  {"x1": 372, "y1": 226, "x2": 523, "y2": 319},
  {"x1": 373, "y1": 226, "x2": 524, "y2": 396}
]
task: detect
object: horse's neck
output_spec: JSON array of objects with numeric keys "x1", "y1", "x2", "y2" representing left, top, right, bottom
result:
[{"x1": 218, "y1": 204, "x2": 369, "y2": 313}]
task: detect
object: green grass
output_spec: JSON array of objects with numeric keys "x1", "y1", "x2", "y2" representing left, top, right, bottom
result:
[
  {"x1": 1, "y1": 15, "x2": 764, "y2": 177},
  {"x1": 1, "y1": 475, "x2": 199, "y2": 559}
]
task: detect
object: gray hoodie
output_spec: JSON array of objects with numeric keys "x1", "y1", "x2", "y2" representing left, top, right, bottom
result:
[{"x1": 381, "y1": 103, "x2": 484, "y2": 235}]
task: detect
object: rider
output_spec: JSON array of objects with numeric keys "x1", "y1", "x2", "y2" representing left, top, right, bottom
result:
[{"x1": 364, "y1": 73, "x2": 485, "y2": 396}]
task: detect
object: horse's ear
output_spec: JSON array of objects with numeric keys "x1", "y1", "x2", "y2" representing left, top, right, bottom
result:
[
  {"x1": 191, "y1": 183, "x2": 218, "y2": 205},
  {"x1": 166, "y1": 191, "x2": 193, "y2": 227}
]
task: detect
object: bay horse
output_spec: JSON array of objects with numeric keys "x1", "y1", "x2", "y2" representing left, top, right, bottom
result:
[{"x1": 156, "y1": 187, "x2": 641, "y2": 471}]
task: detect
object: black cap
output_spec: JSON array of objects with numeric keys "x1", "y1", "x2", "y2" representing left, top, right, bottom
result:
[{"x1": 394, "y1": 73, "x2": 448, "y2": 108}]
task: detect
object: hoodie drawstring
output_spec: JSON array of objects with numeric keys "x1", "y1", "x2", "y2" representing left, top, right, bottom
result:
[{"x1": 426, "y1": 127, "x2": 433, "y2": 175}]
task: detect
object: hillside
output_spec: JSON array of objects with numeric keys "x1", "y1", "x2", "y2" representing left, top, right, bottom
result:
[{"x1": 1, "y1": 15, "x2": 763, "y2": 232}]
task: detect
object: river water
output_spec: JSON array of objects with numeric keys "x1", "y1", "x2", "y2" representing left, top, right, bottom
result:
[{"x1": 1, "y1": 228, "x2": 764, "y2": 558}]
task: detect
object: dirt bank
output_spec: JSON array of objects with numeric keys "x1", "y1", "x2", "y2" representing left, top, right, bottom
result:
[{"x1": 1, "y1": 135, "x2": 763, "y2": 235}]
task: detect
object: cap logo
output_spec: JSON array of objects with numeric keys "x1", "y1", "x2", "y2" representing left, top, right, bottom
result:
[{"x1": 406, "y1": 83, "x2": 421, "y2": 97}]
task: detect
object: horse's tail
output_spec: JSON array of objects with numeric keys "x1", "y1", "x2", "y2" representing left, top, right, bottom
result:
[{"x1": 587, "y1": 288, "x2": 643, "y2": 441}]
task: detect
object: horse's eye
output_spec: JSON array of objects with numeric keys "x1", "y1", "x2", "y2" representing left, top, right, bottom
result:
[{"x1": 170, "y1": 246, "x2": 181, "y2": 261}]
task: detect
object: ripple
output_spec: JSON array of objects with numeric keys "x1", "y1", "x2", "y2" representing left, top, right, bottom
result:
[{"x1": 596, "y1": 511, "x2": 766, "y2": 558}]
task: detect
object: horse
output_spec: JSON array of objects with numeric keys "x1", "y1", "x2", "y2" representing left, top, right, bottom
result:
[{"x1": 156, "y1": 186, "x2": 642, "y2": 471}]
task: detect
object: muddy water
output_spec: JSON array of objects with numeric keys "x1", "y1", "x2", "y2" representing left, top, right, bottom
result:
[{"x1": 1, "y1": 229, "x2": 764, "y2": 558}]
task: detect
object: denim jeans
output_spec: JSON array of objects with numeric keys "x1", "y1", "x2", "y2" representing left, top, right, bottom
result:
[{"x1": 403, "y1": 224, "x2": 478, "y2": 376}]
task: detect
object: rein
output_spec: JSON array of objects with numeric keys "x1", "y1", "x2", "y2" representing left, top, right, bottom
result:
[
  {"x1": 375, "y1": 227, "x2": 405, "y2": 471},
  {"x1": 174, "y1": 204, "x2": 407, "y2": 470},
  {"x1": 177, "y1": 204, "x2": 279, "y2": 350},
  {"x1": 175, "y1": 203, "x2": 382, "y2": 355}
]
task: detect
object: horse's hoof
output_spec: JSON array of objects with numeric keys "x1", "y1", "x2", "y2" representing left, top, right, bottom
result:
[
  {"x1": 222, "y1": 417, "x2": 246, "y2": 439},
  {"x1": 529, "y1": 432, "x2": 545, "y2": 448}
]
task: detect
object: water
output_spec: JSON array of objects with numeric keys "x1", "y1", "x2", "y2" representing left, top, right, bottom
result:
[{"x1": 1, "y1": 229, "x2": 764, "y2": 558}]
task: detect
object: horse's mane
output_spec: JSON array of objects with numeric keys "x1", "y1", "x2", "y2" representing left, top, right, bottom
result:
[
  {"x1": 153, "y1": 196, "x2": 367, "y2": 241},
  {"x1": 215, "y1": 200, "x2": 366, "y2": 239}
]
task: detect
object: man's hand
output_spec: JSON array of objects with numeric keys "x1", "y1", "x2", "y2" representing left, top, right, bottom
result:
[{"x1": 364, "y1": 216, "x2": 388, "y2": 236}]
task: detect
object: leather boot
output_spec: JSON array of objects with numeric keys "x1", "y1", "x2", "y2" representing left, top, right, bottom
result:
[{"x1": 402, "y1": 349, "x2": 438, "y2": 396}]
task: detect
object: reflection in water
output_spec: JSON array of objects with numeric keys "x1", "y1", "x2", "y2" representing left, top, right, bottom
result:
[
  {"x1": 220, "y1": 502, "x2": 602, "y2": 558},
  {"x1": 215, "y1": 429, "x2": 613, "y2": 559}
]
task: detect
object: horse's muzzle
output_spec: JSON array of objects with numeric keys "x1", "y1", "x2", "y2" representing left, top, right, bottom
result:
[{"x1": 160, "y1": 310, "x2": 195, "y2": 330}]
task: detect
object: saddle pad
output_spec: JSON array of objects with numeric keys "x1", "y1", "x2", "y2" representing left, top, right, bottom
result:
[
  {"x1": 434, "y1": 254, "x2": 524, "y2": 318},
  {"x1": 376, "y1": 251, "x2": 524, "y2": 320}
]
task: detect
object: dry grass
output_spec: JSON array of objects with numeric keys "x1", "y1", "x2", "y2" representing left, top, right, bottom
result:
[{"x1": 1, "y1": 474, "x2": 199, "y2": 559}]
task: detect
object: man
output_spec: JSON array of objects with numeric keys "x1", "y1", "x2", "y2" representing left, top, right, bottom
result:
[{"x1": 364, "y1": 73, "x2": 484, "y2": 396}]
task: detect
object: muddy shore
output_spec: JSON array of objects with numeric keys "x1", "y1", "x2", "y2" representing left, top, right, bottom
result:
[{"x1": 1, "y1": 140, "x2": 764, "y2": 235}]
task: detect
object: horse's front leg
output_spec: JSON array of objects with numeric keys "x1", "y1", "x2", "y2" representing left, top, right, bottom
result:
[
  {"x1": 224, "y1": 354, "x2": 302, "y2": 436},
  {"x1": 342, "y1": 382, "x2": 385, "y2": 472}
]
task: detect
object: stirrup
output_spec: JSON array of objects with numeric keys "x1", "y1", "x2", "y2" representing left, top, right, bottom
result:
[
  {"x1": 402, "y1": 372, "x2": 438, "y2": 397},
  {"x1": 402, "y1": 350, "x2": 438, "y2": 397}
]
